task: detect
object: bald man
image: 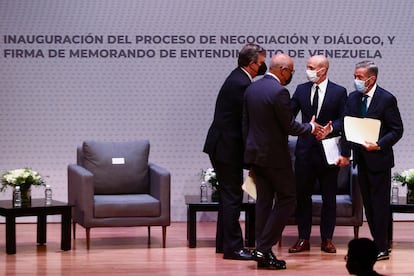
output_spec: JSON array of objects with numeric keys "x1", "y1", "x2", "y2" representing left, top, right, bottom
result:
[
  {"x1": 289, "y1": 55, "x2": 348, "y2": 254},
  {"x1": 243, "y1": 54, "x2": 323, "y2": 270}
]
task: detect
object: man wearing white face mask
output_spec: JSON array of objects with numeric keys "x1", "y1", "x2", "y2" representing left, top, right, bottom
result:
[
  {"x1": 289, "y1": 55, "x2": 349, "y2": 254},
  {"x1": 342, "y1": 60, "x2": 403, "y2": 261}
]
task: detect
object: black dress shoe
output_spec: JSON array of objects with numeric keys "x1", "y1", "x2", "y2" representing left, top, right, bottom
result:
[
  {"x1": 223, "y1": 248, "x2": 252, "y2": 260},
  {"x1": 267, "y1": 251, "x2": 286, "y2": 265},
  {"x1": 377, "y1": 250, "x2": 390, "y2": 261},
  {"x1": 252, "y1": 250, "x2": 286, "y2": 270}
]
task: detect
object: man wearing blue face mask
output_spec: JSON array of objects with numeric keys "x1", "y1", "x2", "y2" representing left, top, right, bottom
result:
[
  {"x1": 343, "y1": 60, "x2": 404, "y2": 261},
  {"x1": 289, "y1": 55, "x2": 349, "y2": 254}
]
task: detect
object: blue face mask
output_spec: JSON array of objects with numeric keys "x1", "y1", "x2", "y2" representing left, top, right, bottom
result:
[
  {"x1": 354, "y1": 77, "x2": 372, "y2": 93},
  {"x1": 354, "y1": 79, "x2": 366, "y2": 92}
]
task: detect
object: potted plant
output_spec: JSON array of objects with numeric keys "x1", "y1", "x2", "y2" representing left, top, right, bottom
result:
[
  {"x1": 201, "y1": 168, "x2": 219, "y2": 201},
  {"x1": 1, "y1": 168, "x2": 45, "y2": 205},
  {"x1": 392, "y1": 169, "x2": 414, "y2": 204}
]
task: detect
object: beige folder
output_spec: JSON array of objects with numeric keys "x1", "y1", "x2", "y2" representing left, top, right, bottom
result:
[
  {"x1": 242, "y1": 175, "x2": 257, "y2": 200},
  {"x1": 344, "y1": 116, "x2": 381, "y2": 144}
]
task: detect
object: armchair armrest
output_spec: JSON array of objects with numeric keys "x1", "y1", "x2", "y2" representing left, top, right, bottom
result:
[
  {"x1": 350, "y1": 164, "x2": 363, "y2": 224},
  {"x1": 149, "y1": 163, "x2": 171, "y2": 224},
  {"x1": 68, "y1": 164, "x2": 95, "y2": 223}
]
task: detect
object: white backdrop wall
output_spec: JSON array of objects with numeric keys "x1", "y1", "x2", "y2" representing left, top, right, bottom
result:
[{"x1": 0, "y1": 0, "x2": 413, "y2": 221}]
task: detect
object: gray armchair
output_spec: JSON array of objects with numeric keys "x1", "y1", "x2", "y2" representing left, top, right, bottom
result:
[
  {"x1": 68, "y1": 140, "x2": 171, "y2": 249},
  {"x1": 286, "y1": 138, "x2": 363, "y2": 239},
  {"x1": 294, "y1": 163, "x2": 363, "y2": 238}
]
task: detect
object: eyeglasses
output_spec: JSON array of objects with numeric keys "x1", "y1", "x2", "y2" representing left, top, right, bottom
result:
[{"x1": 281, "y1": 66, "x2": 295, "y2": 75}]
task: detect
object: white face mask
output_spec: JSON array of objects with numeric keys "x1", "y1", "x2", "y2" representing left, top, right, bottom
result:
[{"x1": 306, "y1": 69, "x2": 321, "y2": 83}]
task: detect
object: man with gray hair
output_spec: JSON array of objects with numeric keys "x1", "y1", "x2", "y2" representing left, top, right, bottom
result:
[{"x1": 343, "y1": 60, "x2": 403, "y2": 261}]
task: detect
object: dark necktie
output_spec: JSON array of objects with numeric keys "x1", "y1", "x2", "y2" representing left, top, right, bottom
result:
[
  {"x1": 361, "y1": 94, "x2": 369, "y2": 117},
  {"x1": 312, "y1": 86, "x2": 319, "y2": 117}
]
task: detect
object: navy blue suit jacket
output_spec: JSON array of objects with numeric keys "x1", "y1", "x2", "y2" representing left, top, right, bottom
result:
[
  {"x1": 343, "y1": 86, "x2": 403, "y2": 171},
  {"x1": 203, "y1": 67, "x2": 251, "y2": 167},
  {"x1": 291, "y1": 80, "x2": 348, "y2": 157},
  {"x1": 243, "y1": 74, "x2": 312, "y2": 168}
]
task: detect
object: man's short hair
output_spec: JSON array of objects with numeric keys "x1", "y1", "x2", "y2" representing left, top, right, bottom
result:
[
  {"x1": 238, "y1": 43, "x2": 266, "y2": 67},
  {"x1": 355, "y1": 60, "x2": 378, "y2": 77}
]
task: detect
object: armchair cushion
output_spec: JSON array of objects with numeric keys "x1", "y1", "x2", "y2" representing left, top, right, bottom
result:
[
  {"x1": 310, "y1": 163, "x2": 354, "y2": 217},
  {"x1": 94, "y1": 194, "x2": 160, "y2": 218},
  {"x1": 82, "y1": 140, "x2": 150, "y2": 195},
  {"x1": 286, "y1": 138, "x2": 362, "y2": 231},
  {"x1": 311, "y1": 194, "x2": 353, "y2": 217}
]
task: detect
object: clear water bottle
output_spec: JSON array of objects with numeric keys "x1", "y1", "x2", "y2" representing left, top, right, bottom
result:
[
  {"x1": 200, "y1": 182, "x2": 208, "y2": 202},
  {"x1": 14, "y1": 186, "x2": 22, "y2": 207},
  {"x1": 45, "y1": 184, "x2": 53, "y2": 205},
  {"x1": 391, "y1": 182, "x2": 399, "y2": 204}
]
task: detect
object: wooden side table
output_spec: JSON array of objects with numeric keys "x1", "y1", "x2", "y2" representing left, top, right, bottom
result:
[
  {"x1": 0, "y1": 199, "x2": 72, "y2": 254},
  {"x1": 184, "y1": 195, "x2": 255, "y2": 248},
  {"x1": 389, "y1": 196, "x2": 414, "y2": 243}
]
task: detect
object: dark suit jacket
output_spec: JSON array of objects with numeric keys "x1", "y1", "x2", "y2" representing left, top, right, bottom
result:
[
  {"x1": 243, "y1": 74, "x2": 312, "y2": 168},
  {"x1": 343, "y1": 86, "x2": 403, "y2": 172},
  {"x1": 291, "y1": 80, "x2": 348, "y2": 157},
  {"x1": 203, "y1": 67, "x2": 251, "y2": 167}
]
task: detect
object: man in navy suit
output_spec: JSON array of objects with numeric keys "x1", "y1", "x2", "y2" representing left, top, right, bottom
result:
[
  {"x1": 343, "y1": 60, "x2": 403, "y2": 261},
  {"x1": 243, "y1": 53, "x2": 324, "y2": 270},
  {"x1": 289, "y1": 55, "x2": 348, "y2": 254},
  {"x1": 203, "y1": 43, "x2": 266, "y2": 260}
]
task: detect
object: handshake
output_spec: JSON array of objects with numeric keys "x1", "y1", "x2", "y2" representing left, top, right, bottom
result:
[
  {"x1": 309, "y1": 116, "x2": 350, "y2": 167},
  {"x1": 309, "y1": 115, "x2": 332, "y2": 141}
]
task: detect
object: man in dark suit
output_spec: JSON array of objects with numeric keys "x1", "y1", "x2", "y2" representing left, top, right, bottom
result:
[
  {"x1": 203, "y1": 43, "x2": 266, "y2": 260},
  {"x1": 243, "y1": 53, "x2": 324, "y2": 270},
  {"x1": 288, "y1": 55, "x2": 348, "y2": 254},
  {"x1": 343, "y1": 60, "x2": 403, "y2": 261}
]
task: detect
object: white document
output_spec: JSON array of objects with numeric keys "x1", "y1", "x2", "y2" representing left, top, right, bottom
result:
[
  {"x1": 242, "y1": 175, "x2": 256, "y2": 200},
  {"x1": 344, "y1": 116, "x2": 381, "y2": 145},
  {"x1": 322, "y1": 137, "x2": 341, "y2": 165}
]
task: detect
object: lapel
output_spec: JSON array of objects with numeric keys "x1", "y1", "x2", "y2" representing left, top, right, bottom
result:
[
  {"x1": 366, "y1": 86, "x2": 381, "y2": 116},
  {"x1": 350, "y1": 91, "x2": 364, "y2": 116},
  {"x1": 303, "y1": 82, "x2": 313, "y2": 110},
  {"x1": 319, "y1": 81, "x2": 330, "y2": 111},
  {"x1": 316, "y1": 80, "x2": 332, "y2": 118},
  {"x1": 367, "y1": 86, "x2": 380, "y2": 116}
]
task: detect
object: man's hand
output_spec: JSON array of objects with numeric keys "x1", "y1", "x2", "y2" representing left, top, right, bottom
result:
[
  {"x1": 336, "y1": 155, "x2": 350, "y2": 167},
  {"x1": 316, "y1": 120, "x2": 333, "y2": 140},
  {"x1": 310, "y1": 115, "x2": 324, "y2": 138},
  {"x1": 362, "y1": 141, "x2": 381, "y2": 151}
]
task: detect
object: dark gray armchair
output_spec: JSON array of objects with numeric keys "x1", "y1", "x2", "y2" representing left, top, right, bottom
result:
[
  {"x1": 68, "y1": 140, "x2": 171, "y2": 249},
  {"x1": 286, "y1": 138, "x2": 363, "y2": 239},
  {"x1": 298, "y1": 163, "x2": 363, "y2": 238}
]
